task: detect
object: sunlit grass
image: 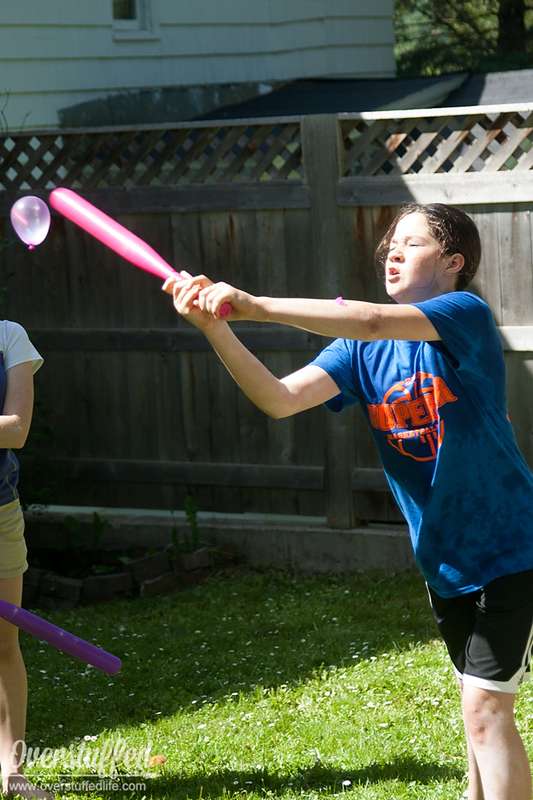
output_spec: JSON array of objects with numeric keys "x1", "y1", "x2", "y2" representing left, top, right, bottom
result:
[{"x1": 18, "y1": 569, "x2": 532, "y2": 799}]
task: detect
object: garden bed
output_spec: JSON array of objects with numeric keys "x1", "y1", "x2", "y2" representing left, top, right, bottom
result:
[{"x1": 23, "y1": 544, "x2": 223, "y2": 609}]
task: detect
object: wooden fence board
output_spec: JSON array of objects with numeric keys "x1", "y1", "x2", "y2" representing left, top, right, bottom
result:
[
  {"x1": 170, "y1": 211, "x2": 202, "y2": 275},
  {"x1": 257, "y1": 210, "x2": 292, "y2": 506},
  {"x1": 302, "y1": 115, "x2": 357, "y2": 527},
  {"x1": 283, "y1": 208, "x2": 320, "y2": 299},
  {"x1": 506, "y1": 353, "x2": 533, "y2": 466},
  {"x1": 469, "y1": 206, "x2": 504, "y2": 324},
  {"x1": 28, "y1": 326, "x2": 325, "y2": 353},
  {"x1": 499, "y1": 208, "x2": 533, "y2": 325},
  {"x1": 338, "y1": 173, "x2": 533, "y2": 206},
  {"x1": 21, "y1": 458, "x2": 402, "y2": 491}
]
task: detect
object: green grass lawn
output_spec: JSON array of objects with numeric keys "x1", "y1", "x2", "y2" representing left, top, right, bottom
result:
[{"x1": 19, "y1": 569, "x2": 532, "y2": 799}]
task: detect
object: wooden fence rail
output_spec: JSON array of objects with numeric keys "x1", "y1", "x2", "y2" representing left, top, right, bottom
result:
[{"x1": 0, "y1": 105, "x2": 532, "y2": 527}]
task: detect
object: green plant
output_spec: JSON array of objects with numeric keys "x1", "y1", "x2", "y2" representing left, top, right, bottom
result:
[
  {"x1": 170, "y1": 525, "x2": 180, "y2": 552},
  {"x1": 62, "y1": 515, "x2": 82, "y2": 535},
  {"x1": 60, "y1": 511, "x2": 110, "y2": 552},
  {"x1": 167, "y1": 494, "x2": 203, "y2": 556},
  {"x1": 89, "y1": 511, "x2": 111, "y2": 550},
  {"x1": 90, "y1": 563, "x2": 119, "y2": 576},
  {"x1": 183, "y1": 493, "x2": 200, "y2": 552},
  {"x1": 394, "y1": 0, "x2": 533, "y2": 77}
]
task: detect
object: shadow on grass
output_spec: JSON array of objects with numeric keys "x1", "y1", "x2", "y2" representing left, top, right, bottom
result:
[
  {"x1": 24, "y1": 569, "x2": 441, "y2": 746},
  {"x1": 140, "y1": 757, "x2": 464, "y2": 799}
]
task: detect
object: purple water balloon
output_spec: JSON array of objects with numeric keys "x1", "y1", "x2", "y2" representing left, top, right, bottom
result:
[{"x1": 10, "y1": 196, "x2": 51, "y2": 249}]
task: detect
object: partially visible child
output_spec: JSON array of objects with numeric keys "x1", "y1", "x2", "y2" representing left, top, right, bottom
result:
[{"x1": 0, "y1": 320, "x2": 50, "y2": 799}]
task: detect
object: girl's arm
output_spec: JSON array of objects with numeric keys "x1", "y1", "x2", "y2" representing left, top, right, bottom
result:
[
  {"x1": 205, "y1": 323, "x2": 339, "y2": 418},
  {"x1": 167, "y1": 274, "x2": 440, "y2": 342},
  {"x1": 162, "y1": 277, "x2": 340, "y2": 418},
  {"x1": 256, "y1": 296, "x2": 440, "y2": 342},
  {"x1": 0, "y1": 362, "x2": 34, "y2": 448}
]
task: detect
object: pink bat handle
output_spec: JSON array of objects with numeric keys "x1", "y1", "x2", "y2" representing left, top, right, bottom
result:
[
  {"x1": 49, "y1": 188, "x2": 232, "y2": 317},
  {"x1": 0, "y1": 599, "x2": 121, "y2": 675}
]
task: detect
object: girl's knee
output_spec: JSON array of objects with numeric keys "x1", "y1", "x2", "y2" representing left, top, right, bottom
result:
[{"x1": 462, "y1": 686, "x2": 515, "y2": 745}]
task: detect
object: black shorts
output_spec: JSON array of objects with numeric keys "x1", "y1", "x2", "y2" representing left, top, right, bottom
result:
[{"x1": 427, "y1": 568, "x2": 533, "y2": 693}]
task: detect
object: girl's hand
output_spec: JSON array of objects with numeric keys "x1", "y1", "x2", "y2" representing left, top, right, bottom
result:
[
  {"x1": 162, "y1": 273, "x2": 260, "y2": 327},
  {"x1": 162, "y1": 273, "x2": 217, "y2": 332},
  {"x1": 196, "y1": 280, "x2": 258, "y2": 321}
]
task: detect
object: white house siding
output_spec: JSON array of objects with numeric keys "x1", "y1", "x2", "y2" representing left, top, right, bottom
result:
[{"x1": 0, "y1": 0, "x2": 395, "y2": 130}]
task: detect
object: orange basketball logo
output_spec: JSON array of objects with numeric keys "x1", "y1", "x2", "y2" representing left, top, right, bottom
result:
[{"x1": 367, "y1": 372, "x2": 458, "y2": 462}]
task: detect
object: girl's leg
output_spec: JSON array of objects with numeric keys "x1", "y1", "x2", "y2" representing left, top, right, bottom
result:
[
  {"x1": 462, "y1": 684, "x2": 531, "y2": 800},
  {"x1": 0, "y1": 574, "x2": 51, "y2": 799},
  {"x1": 426, "y1": 586, "x2": 483, "y2": 798},
  {"x1": 457, "y1": 679, "x2": 484, "y2": 800},
  {"x1": 465, "y1": 734, "x2": 484, "y2": 800}
]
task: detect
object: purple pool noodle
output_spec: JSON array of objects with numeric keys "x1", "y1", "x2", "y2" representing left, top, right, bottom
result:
[{"x1": 0, "y1": 599, "x2": 121, "y2": 675}]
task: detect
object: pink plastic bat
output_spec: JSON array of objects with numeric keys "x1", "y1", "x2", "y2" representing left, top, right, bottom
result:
[{"x1": 49, "y1": 188, "x2": 232, "y2": 317}]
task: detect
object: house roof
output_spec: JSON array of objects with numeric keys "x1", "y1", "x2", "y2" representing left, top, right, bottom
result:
[
  {"x1": 443, "y1": 68, "x2": 533, "y2": 107},
  {"x1": 197, "y1": 69, "x2": 533, "y2": 120}
]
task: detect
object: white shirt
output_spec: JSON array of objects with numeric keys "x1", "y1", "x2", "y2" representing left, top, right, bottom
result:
[{"x1": 0, "y1": 321, "x2": 43, "y2": 373}]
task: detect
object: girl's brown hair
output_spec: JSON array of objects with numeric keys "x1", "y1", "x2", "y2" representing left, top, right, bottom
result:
[{"x1": 375, "y1": 203, "x2": 481, "y2": 291}]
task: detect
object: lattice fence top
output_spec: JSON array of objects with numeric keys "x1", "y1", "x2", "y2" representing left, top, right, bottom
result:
[
  {"x1": 0, "y1": 121, "x2": 304, "y2": 192},
  {"x1": 3, "y1": 106, "x2": 533, "y2": 195},
  {"x1": 341, "y1": 108, "x2": 533, "y2": 177}
]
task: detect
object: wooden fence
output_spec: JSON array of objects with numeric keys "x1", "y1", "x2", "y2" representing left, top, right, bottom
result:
[{"x1": 0, "y1": 104, "x2": 532, "y2": 527}]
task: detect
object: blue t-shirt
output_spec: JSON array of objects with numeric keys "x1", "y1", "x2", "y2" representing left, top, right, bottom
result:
[
  {"x1": 310, "y1": 291, "x2": 533, "y2": 598},
  {"x1": 0, "y1": 354, "x2": 21, "y2": 504}
]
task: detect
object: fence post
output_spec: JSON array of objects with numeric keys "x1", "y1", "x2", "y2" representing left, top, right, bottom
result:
[{"x1": 301, "y1": 114, "x2": 358, "y2": 529}]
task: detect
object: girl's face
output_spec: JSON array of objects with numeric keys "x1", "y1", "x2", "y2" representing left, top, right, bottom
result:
[{"x1": 385, "y1": 212, "x2": 460, "y2": 303}]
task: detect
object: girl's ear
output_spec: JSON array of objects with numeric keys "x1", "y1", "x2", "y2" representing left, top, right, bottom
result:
[{"x1": 445, "y1": 253, "x2": 465, "y2": 276}]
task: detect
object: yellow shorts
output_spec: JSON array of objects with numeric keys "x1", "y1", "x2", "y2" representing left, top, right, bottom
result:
[{"x1": 0, "y1": 498, "x2": 28, "y2": 579}]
